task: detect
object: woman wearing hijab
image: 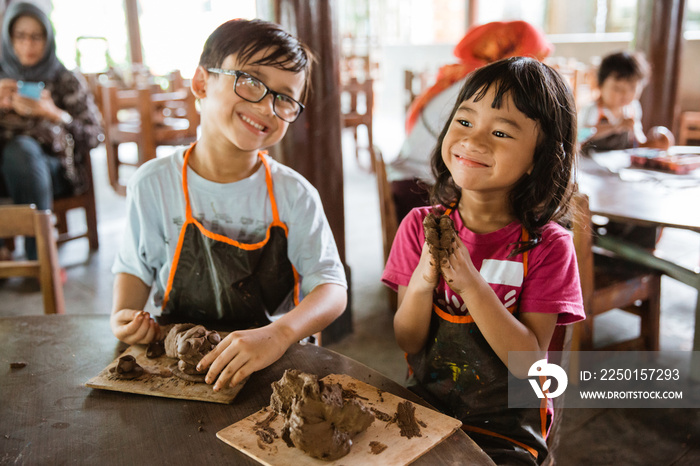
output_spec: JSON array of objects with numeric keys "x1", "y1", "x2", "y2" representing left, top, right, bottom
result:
[
  {"x1": 0, "y1": 2, "x2": 102, "y2": 260},
  {"x1": 388, "y1": 21, "x2": 553, "y2": 223}
]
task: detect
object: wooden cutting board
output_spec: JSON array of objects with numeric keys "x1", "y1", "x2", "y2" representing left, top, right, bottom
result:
[
  {"x1": 217, "y1": 374, "x2": 462, "y2": 465},
  {"x1": 85, "y1": 344, "x2": 245, "y2": 404}
]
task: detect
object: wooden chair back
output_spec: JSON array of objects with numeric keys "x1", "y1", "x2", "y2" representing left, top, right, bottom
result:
[
  {"x1": 0, "y1": 205, "x2": 65, "y2": 314},
  {"x1": 53, "y1": 150, "x2": 99, "y2": 250},
  {"x1": 679, "y1": 111, "x2": 700, "y2": 145},
  {"x1": 570, "y1": 192, "x2": 661, "y2": 352},
  {"x1": 404, "y1": 69, "x2": 432, "y2": 113},
  {"x1": 372, "y1": 146, "x2": 398, "y2": 310},
  {"x1": 99, "y1": 72, "x2": 200, "y2": 195},
  {"x1": 342, "y1": 77, "x2": 374, "y2": 171},
  {"x1": 372, "y1": 146, "x2": 398, "y2": 265}
]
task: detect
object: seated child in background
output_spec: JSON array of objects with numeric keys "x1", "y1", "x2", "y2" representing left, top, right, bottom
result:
[
  {"x1": 382, "y1": 57, "x2": 585, "y2": 465},
  {"x1": 110, "y1": 19, "x2": 347, "y2": 392},
  {"x1": 578, "y1": 51, "x2": 673, "y2": 153}
]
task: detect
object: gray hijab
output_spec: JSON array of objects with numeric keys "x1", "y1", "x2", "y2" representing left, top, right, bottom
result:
[{"x1": 0, "y1": 2, "x2": 65, "y2": 81}]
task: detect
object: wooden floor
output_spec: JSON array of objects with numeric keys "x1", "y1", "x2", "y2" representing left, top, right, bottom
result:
[{"x1": 1, "y1": 140, "x2": 699, "y2": 465}]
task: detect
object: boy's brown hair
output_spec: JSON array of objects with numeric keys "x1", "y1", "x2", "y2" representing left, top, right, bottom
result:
[
  {"x1": 198, "y1": 19, "x2": 315, "y2": 103},
  {"x1": 597, "y1": 51, "x2": 650, "y2": 87}
]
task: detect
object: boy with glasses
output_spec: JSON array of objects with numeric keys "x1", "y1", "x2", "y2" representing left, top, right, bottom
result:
[{"x1": 110, "y1": 19, "x2": 347, "y2": 392}]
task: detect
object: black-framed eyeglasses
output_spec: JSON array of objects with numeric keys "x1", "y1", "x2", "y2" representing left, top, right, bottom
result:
[{"x1": 207, "y1": 68, "x2": 304, "y2": 123}]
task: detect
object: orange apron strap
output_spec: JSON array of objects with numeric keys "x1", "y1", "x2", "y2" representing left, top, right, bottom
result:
[
  {"x1": 461, "y1": 425, "x2": 539, "y2": 460},
  {"x1": 521, "y1": 227, "x2": 529, "y2": 277},
  {"x1": 182, "y1": 143, "x2": 196, "y2": 220},
  {"x1": 258, "y1": 152, "x2": 282, "y2": 225}
]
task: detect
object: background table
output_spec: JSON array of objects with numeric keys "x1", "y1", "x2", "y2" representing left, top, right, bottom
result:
[
  {"x1": 0, "y1": 315, "x2": 494, "y2": 465},
  {"x1": 578, "y1": 150, "x2": 700, "y2": 378}
]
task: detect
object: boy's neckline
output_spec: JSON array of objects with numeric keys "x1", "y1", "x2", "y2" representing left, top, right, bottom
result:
[{"x1": 187, "y1": 142, "x2": 263, "y2": 184}]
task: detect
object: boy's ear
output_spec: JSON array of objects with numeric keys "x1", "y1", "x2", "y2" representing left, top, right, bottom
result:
[{"x1": 191, "y1": 66, "x2": 208, "y2": 99}]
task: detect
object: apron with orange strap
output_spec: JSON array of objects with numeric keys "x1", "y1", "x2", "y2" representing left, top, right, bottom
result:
[
  {"x1": 160, "y1": 144, "x2": 299, "y2": 328},
  {"x1": 407, "y1": 211, "x2": 549, "y2": 464}
]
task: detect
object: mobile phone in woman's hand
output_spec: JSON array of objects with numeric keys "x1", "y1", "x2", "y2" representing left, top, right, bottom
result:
[{"x1": 17, "y1": 81, "x2": 45, "y2": 100}]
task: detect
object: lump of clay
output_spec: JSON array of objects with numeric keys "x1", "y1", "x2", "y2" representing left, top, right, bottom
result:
[
  {"x1": 164, "y1": 323, "x2": 221, "y2": 382},
  {"x1": 110, "y1": 355, "x2": 144, "y2": 380},
  {"x1": 423, "y1": 213, "x2": 457, "y2": 271},
  {"x1": 271, "y1": 369, "x2": 375, "y2": 461}
]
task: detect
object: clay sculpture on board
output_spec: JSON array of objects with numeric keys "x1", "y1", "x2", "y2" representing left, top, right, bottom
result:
[{"x1": 270, "y1": 369, "x2": 375, "y2": 461}]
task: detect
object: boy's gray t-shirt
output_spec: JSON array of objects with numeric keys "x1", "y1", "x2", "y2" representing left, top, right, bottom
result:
[{"x1": 112, "y1": 146, "x2": 347, "y2": 311}]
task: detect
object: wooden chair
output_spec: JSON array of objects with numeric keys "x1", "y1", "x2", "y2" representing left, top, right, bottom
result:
[
  {"x1": 678, "y1": 111, "x2": 700, "y2": 145},
  {"x1": 543, "y1": 324, "x2": 573, "y2": 466},
  {"x1": 342, "y1": 77, "x2": 375, "y2": 171},
  {"x1": 0, "y1": 205, "x2": 65, "y2": 314},
  {"x1": 372, "y1": 146, "x2": 398, "y2": 310},
  {"x1": 404, "y1": 69, "x2": 431, "y2": 113},
  {"x1": 52, "y1": 151, "x2": 99, "y2": 250},
  {"x1": 570, "y1": 192, "x2": 662, "y2": 352},
  {"x1": 100, "y1": 72, "x2": 200, "y2": 195}
]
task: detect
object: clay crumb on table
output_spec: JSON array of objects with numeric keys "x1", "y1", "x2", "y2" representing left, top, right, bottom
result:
[{"x1": 396, "y1": 400, "x2": 423, "y2": 439}]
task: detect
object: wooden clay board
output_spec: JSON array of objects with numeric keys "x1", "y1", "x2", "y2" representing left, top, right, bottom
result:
[
  {"x1": 217, "y1": 374, "x2": 462, "y2": 465},
  {"x1": 85, "y1": 344, "x2": 244, "y2": 404}
]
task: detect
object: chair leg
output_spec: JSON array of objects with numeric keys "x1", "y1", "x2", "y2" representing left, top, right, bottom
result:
[
  {"x1": 85, "y1": 195, "x2": 99, "y2": 251},
  {"x1": 642, "y1": 276, "x2": 662, "y2": 351},
  {"x1": 55, "y1": 211, "x2": 68, "y2": 235},
  {"x1": 106, "y1": 142, "x2": 124, "y2": 195}
]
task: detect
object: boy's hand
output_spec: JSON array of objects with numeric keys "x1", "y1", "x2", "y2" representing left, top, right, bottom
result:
[
  {"x1": 110, "y1": 309, "x2": 160, "y2": 345},
  {"x1": 440, "y1": 237, "x2": 477, "y2": 295},
  {"x1": 197, "y1": 325, "x2": 289, "y2": 391}
]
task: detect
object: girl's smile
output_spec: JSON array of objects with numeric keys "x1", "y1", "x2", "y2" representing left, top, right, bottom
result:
[{"x1": 442, "y1": 85, "x2": 539, "y2": 196}]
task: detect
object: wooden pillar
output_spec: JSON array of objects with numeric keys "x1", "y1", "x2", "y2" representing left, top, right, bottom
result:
[
  {"x1": 635, "y1": 0, "x2": 685, "y2": 131},
  {"x1": 269, "y1": 0, "x2": 351, "y2": 343},
  {"x1": 467, "y1": 0, "x2": 478, "y2": 29},
  {"x1": 124, "y1": 0, "x2": 143, "y2": 65}
]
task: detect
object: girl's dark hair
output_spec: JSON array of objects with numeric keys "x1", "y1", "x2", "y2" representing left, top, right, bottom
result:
[
  {"x1": 429, "y1": 56, "x2": 578, "y2": 256},
  {"x1": 198, "y1": 18, "x2": 315, "y2": 102},
  {"x1": 597, "y1": 51, "x2": 650, "y2": 87}
]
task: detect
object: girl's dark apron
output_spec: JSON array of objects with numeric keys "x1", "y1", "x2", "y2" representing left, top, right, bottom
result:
[
  {"x1": 407, "y1": 210, "x2": 549, "y2": 464},
  {"x1": 160, "y1": 144, "x2": 300, "y2": 329}
]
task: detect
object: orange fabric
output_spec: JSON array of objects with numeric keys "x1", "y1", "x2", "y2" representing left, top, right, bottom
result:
[
  {"x1": 405, "y1": 21, "x2": 553, "y2": 133},
  {"x1": 461, "y1": 424, "x2": 539, "y2": 460},
  {"x1": 162, "y1": 143, "x2": 301, "y2": 309}
]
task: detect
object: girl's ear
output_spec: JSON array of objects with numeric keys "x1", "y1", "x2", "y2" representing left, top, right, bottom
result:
[{"x1": 191, "y1": 66, "x2": 208, "y2": 99}]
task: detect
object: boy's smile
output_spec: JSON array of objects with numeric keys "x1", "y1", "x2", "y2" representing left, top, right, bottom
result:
[{"x1": 442, "y1": 86, "x2": 539, "y2": 198}]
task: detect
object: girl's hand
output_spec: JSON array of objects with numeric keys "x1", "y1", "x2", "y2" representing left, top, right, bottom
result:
[
  {"x1": 440, "y1": 236, "x2": 477, "y2": 295},
  {"x1": 410, "y1": 242, "x2": 440, "y2": 294},
  {"x1": 110, "y1": 309, "x2": 160, "y2": 345},
  {"x1": 197, "y1": 325, "x2": 288, "y2": 392}
]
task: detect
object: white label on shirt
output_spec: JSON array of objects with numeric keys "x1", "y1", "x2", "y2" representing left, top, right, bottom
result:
[{"x1": 480, "y1": 259, "x2": 523, "y2": 287}]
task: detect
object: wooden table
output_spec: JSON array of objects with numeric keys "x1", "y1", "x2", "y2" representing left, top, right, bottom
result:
[
  {"x1": 0, "y1": 315, "x2": 494, "y2": 465},
  {"x1": 577, "y1": 149, "x2": 700, "y2": 379}
]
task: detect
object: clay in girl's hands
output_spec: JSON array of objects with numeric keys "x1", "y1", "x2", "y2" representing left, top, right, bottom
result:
[{"x1": 423, "y1": 213, "x2": 456, "y2": 274}]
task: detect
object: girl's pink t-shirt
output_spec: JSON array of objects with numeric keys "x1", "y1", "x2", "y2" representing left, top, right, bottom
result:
[{"x1": 382, "y1": 207, "x2": 585, "y2": 324}]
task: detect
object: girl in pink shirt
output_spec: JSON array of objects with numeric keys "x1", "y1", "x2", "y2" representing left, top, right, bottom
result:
[{"x1": 382, "y1": 57, "x2": 585, "y2": 465}]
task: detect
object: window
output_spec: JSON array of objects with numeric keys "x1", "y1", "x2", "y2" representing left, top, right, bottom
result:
[{"x1": 52, "y1": 0, "x2": 256, "y2": 77}]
